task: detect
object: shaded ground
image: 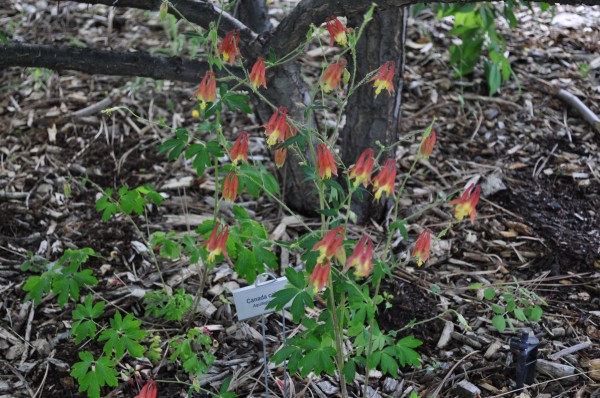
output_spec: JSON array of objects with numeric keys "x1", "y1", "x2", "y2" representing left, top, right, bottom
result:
[{"x1": 1, "y1": 1, "x2": 600, "y2": 397}]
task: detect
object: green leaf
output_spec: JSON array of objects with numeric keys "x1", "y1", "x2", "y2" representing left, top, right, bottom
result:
[
  {"x1": 389, "y1": 220, "x2": 408, "y2": 241},
  {"x1": 23, "y1": 273, "x2": 52, "y2": 306},
  {"x1": 234, "y1": 247, "x2": 261, "y2": 283},
  {"x1": 298, "y1": 345, "x2": 336, "y2": 377},
  {"x1": 466, "y1": 282, "x2": 484, "y2": 290},
  {"x1": 232, "y1": 205, "x2": 250, "y2": 220},
  {"x1": 526, "y1": 305, "x2": 543, "y2": 322},
  {"x1": 491, "y1": 303, "x2": 505, "y2": 315},
  {"x1": 169, "y1": 328, "x2": 215, "y2": 375},
  {"x1": 343, "y1": 359, "x2": 357, "y2": 383},
  {"x1": 223, "y1": 93, "x2": 252, "y2": 113},
  {"x1": 185, "y1": 143, "x2": 211, "y2": 176},
  {"x1": 492, "y1": 315, "x2": 506, "y2": 331},
  {"x1": 157, "y1": 127, "x2": 189, "y2": 161},
  {"x1": 118, "y1": 187, "x2": 146, "y2": 215},
  {"x1": 394, "y1": 335, "x2": 422, "y2": 367},
  {"x1": 380, "y1": 348, "x2": 400, "y2": 377},
  {"x1": 266, "y1": 287, "x2": 298, "y2": 312},
  {"x1": 290, "y1": 291, "x2": 313, "y2": 323},
  {"x1": 513, "y1": 307, "x2": 526, "y2": 322},
  {"x1": 95, "y1": 190, "x2": 119, "y2": 221},
  {"x1": 485, "y1": 61, "x2": 501, "y2": 96},
  {"x1": 71, "y1": 295, "x2": 105, "y2": 343},
  {"x1": 71, "y1": 352, "x2": 118, "y2": 398},
  {"x1": 52, "y1": 269, "x2": 98, "y2": 308},
  {"x1": 484, "y1": 287, "x2": 496, "y2": 300},
  {"x1": 99, "y1": 311, "x2": 147, "y2": 359}
]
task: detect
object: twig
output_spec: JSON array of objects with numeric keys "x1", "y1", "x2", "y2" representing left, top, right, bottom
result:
[
  {"x1": 556, "y1": 88, "x2": 600, "y2": 134},
  {"x1": 549, "y1": 341, "x2": 592, "y2": 361},
  {"x1": 20, "y1": 302, "x2": 35, "y2": 365},
  {"x1": 470, "y1": 101, "x2": 484, "y2": 141},
  {"x1": 532, "y1": 143, "x2": 558, "y2": 178},
  {"x1": 32, "y1": 361, "x2": 49, "y2": 398},
  {"x1": 429, "y1": 350, "x2": 480, "y2": 397},
  {"x1": 461, "y1": 93, "x2": 521, "y2": 110}
]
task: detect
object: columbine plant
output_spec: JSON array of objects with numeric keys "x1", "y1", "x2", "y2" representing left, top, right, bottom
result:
[{"x1": 21, "y1": 4, "x2": 485, "y2": 398}]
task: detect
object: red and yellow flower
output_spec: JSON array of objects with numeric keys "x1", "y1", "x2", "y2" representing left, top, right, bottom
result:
[
  {"x1": 230, "y1": 131, "x2": 249, "y2": 165},
  {"x1": 420, "y1": 129, "x2": 436, "y2": 158},
  {"x1": 135, "y1": 379, "x2": 157, "y2": 398},
  {"x1": 320, "y1": 60, "x2": 346, "y2": 93},
  {"x1": 372, "y1": 159, "x2": 397, "y2": 200},
  {"x1": 309, "y1": 260, "x2": 331, "y2": 292},
  {"x1": 412, "y1": 229, "x2": 431, "y2": 266},
  {"x1": 249, "y1": 57, "x2": 267, "y2": 90},
  {"x1": 264, "y1": 107, "x2": 289, "y2": 147},
  {"x1": 195, "y1": 71, "x2": 217, "y2": 110},
  {"x1": 317, "y1": 143, "x2": 337, "y2": 179},
  {"x1": 345, "y1": 235, "x2": 374, "y2": 277},
  {"x1": 371, "y1": 61, "x2": 395, "y2": 96},
  {"x1": 325, "y1": 16, "x2": 348, "y2": 47},
  {"x1": 449, "y1": 184, "x2": 481, "y2": 224},
  {"x1": 202, "y1": 222, "x2": 230, "y2": 263},
  {"x1": 312, "y1": 226, "x2": 346, "y2": 264},
  {"x1": 274, "y1": 148, "x2": 287, "y2": 168},
  {"x1": 218, "y1": 30, "x2": 240, "y2": 64},
  {"x1": 348, "y1": 148, "x2": 375, "y2": 188},
  {"x1": 222, "y1": 171, "x2": 239, "y2": 203}
]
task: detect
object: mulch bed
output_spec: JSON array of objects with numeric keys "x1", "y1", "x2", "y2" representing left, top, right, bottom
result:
[{"x1": 1, "y1": 2, "x2": 599, "y2": 397}]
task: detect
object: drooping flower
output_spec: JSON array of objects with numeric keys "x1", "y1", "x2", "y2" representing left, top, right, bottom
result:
[
  {"x1": 230, "y1": 131, "x2": 249, "y2": 165},
  {"x1": 371, "y1": 61, "x2": 395, "y2": 96},
  {"x1": 449, "y1": 184, "x2": 481, "y2": 224},
  {"x1": 312, "y1": 226, "x2": 345, "y2": 264},
  {"x1": 264, "y1": 107, "x2": 289, "y2": 147},
  {"x1": 309, "y1": 260, "x2": 331, "y2": 292},
  {"x1": 195, "y1": 71, "x2": 217, "y2": 110},
  {"x1": 249, "y1": 57, "x2": 267, "y2": 90},
  {"x1": 419, "y1": 129, "x2": 436, "y2": 158},
  {"x1": 412, "y1": 229, "x2": 431, "y2": 266},
  {"x1": 202, "y1": 222, "x2": 230, "y2": 263},
  {"x1": 274, "y1": 148, "x2": 287, "y2": 168},
  {"x1": 345, "y1": 235, "x2": 374, "y2": 277},
  {"x1": 320, "y1": 60, "x2": 346, "y2": 93},
  {"x1": 222, "y1": 171, "x2": 239, "y2": 203},
  {"x1": 317, "y1": 143, "x2": 338, "y2": 179},
  {"x1": 348, "y1": 148, "x2": 375, "y2": 188},
  {"x1": 372, "y1": 159, "x2": 397, "y2": 200},
  {"x1": 135, "y1": 379, "x2": 157, "y2": 398},
  {"x1": 219, "y1": 30, "x2": 240, "y2": 64},
  {"x1": 325, "y1": 16, "x2": 348, "y2": 47}
]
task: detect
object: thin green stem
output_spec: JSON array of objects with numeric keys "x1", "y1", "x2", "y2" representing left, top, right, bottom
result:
[{"x1": 328, "y1": 278, "x2": 348, "y2": 398}]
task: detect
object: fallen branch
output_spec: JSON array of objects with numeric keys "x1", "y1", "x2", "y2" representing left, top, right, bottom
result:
[{"x1": 555, "y1": 88, "x2": 600, "y2": 134}]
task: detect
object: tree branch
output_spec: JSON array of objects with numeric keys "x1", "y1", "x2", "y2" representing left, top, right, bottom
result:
[
  {"x1": 57, "y1": 0, "x2": 258, "y2": 50},
  {"x1": 0, "y1": 42, "x2": 242, "y2": 83},
  {"x1": 268, "y1": 0, "x2": 600, "y2": 57}
]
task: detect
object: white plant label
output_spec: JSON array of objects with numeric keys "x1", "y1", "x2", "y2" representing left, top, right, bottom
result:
[{"x1": 232, "y1": 276, "x2": 291, "y2": 320}]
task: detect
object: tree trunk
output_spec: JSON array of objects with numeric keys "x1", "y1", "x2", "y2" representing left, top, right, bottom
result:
[
  {"x1": 256, "y1": 7, "x2": 408, "y2": 222},
  {"x1": 235, "y1": 0, "x2": 271, "y2": 34},
  {"x1": 341, "y1": 7, "x2": 407, "y2": 224}
]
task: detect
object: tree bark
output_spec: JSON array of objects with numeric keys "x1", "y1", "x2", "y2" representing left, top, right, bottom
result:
[
  {"x1": 235, "y1": 0, "x2": 271, "y2": 34},
  {"x1": 0, "y1": 43, "x2": 240, "y2": 82},
  {"x1": 342, "y1": 7, "x2": 407, "y2": 224}
]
